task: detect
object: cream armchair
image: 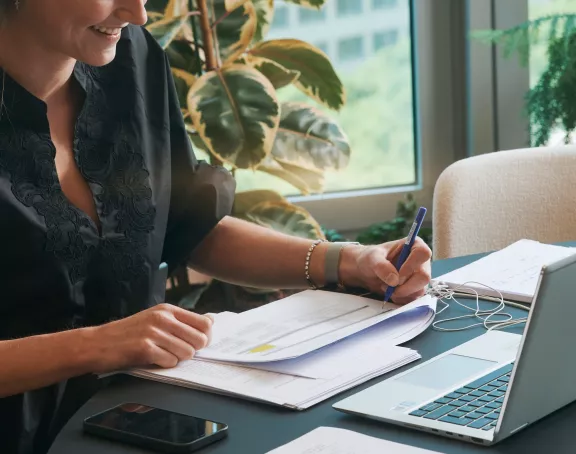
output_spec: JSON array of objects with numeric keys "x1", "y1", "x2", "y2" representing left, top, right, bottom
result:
[{"x1": 432, "y1": 145, "x2": 576, "y2": 260}]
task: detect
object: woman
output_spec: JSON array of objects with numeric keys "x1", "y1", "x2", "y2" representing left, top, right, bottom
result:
[{"x1": 0, "y1": 0, "x2": 432, "y2": 453}]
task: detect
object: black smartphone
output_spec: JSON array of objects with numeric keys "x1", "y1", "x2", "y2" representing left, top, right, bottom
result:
[{"x1": 83, "y1": 403, "x2": 228, "y2": 453}]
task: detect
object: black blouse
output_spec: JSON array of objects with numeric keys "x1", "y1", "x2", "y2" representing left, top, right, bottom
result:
[{"x1": 0, "y1": 25, "x2": 235, "y2": 454}]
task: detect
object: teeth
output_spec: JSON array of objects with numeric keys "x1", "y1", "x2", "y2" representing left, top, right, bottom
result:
[{"x1": 92, "y1": 26, "x2": 122, "y2": 35}]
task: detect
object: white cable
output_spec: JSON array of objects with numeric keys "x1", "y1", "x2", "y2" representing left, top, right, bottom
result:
[{"x1": 427, "y1": 281, "x2": 528, "y2": 333}]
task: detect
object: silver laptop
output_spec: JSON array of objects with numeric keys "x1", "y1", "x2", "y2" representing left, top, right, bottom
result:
[{"x1": 333, "y1": 251, "x2": 576, "y2": 446}]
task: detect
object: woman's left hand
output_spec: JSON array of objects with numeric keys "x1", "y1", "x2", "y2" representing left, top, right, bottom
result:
[{"x1": 338, "y1": 238, "x2": 432, "y2": 304}]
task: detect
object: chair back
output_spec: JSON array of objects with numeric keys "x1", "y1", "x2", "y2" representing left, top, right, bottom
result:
[{"x1": 432, "y1": 145, "x2": 576, "y2": 259}]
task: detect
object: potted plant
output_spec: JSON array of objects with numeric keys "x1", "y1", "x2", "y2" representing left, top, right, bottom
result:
[
  {"x1": 473, "y1": 11, "x2": 576, "y2": 146},
  {"x1": 145, "y1": 0, "x2": 352, "y2": 309}
]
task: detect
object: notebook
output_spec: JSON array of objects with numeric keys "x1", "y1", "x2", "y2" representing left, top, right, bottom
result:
[{"x1": 432, "y1": 239, "x2": 576, "y2": 303}]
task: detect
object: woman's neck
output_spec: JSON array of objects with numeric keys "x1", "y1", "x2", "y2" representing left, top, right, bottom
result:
[{"x1": 0, "y1": 22, "x2": 76, "y2": 104}]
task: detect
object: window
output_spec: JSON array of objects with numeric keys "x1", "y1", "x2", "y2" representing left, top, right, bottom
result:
[
  {"x1": 235, "y1": 1, "x2": 466, "y2": 231},
  {"x1": 315, "y1": 41, "x2": 329, "y2": 56},
  {"x1": 272, "y1": 6, "x2": 289, "y2": 28},
  {"x1": 528, "y1": 0, "x2": 576, "y2": 146},
  {"x1": 299, "y1": 7, "x2": 326, "y2": 24},
  {"x1": 372, "y1": 0, "x2": 398, "y2": 9},
  {"x1": 337, "y1": 0, "x2": 362, "y2": 17},
  {"x1": 337, "y1": 36, "x2": 364, "y2": 61},
  {"x1": 373, "y1": 30, "x2": 399, "y2": 51}
]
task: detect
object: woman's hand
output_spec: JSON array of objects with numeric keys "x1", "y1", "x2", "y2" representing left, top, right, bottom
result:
[
  {"x1": 87, "y1": 304, "x2": 213, "y2": 373},
  {"x1": 338, "y1": 238, "x2": 432, "y2": 304}
]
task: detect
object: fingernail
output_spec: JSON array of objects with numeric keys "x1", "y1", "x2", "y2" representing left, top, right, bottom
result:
[{"x1": 386, "y1": 273, "x2": 399, "y2": 286}]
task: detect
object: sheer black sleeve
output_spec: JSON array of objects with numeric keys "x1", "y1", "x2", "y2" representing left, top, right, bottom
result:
[{"x1": 160, "y1": 53, "x2": 236, "y2": 272}]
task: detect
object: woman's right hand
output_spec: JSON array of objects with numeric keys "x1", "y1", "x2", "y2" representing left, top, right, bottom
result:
[{"x1": 88, "y1": 303, "x2": 213, "y2": 373}]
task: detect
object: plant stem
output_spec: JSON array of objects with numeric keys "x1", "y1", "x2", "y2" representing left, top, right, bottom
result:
[{"x1": 196, "y1": 0, "x2": 217, "y2": 70}]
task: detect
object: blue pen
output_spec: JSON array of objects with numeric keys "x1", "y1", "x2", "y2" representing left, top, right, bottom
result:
[{"x1": 383, "y1": 206, "x2": 427, "y2": 306}]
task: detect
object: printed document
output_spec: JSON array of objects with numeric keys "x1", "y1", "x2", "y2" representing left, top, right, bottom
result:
[
  {"x1": 266, "y1": 427, "x2": 444, "y2": 454},
  {"x1": 195, "y1": 291, "x2": 436, "y2": 363}
]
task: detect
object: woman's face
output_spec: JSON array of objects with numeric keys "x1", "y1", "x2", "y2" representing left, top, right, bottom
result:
[{"x1": 9, "y1": 0, "x2": 148, "y2": 66}]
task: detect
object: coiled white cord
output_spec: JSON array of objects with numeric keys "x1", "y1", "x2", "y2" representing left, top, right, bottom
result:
[{"x1": 426, "y1": 281, "x2": 529, "y2": 333}]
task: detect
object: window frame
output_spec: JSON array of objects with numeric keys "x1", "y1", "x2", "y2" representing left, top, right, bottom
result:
[
  {"x1": 468, "y1": 0, "x2": 530, "y2": 156},
  {"x1": 289, "y1": 0, "x2": 470, "y2": 233}
]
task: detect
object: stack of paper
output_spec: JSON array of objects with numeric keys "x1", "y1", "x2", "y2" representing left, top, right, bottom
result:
[
  {"x1": 265, "y1": 427, "x2": 444, "y2": 453},
  {"x1": 433, "y1": 239, "x2": 576, "y2": 303},
  {"x1": 126, "y1": 291, "x2": 436, "y2": 410}
]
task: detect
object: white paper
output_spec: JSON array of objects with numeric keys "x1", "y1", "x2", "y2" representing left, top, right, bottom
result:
[
  {"x1": 204, "y1": 302, "x2": 435, "y2": 379},
  {"x1": 266, "y1": 427, "x2": 444, "y2": 454},
  {"x1": 433, "y1": 239, "x2": 576, "y2": 302},
  {"x1": 196, "y1": 291, "x2": 436, "y2": 363},
  {"x1": 129, "y1": 345, "x2": 419, "y2": 410}
]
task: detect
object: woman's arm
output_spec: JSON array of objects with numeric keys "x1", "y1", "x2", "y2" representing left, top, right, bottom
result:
[
  {"x1": 188, "y1": 216, "x2": 362, "y2": 290},
  {"x1": 0, "y1": 304, "x2": 213, "y2": 398},
  {"x1": 188, "y1": 216, "x2": 432, "y2": 302},
  {"x1": 0, "y1": 328, "x2": 98, "y2": 397}
]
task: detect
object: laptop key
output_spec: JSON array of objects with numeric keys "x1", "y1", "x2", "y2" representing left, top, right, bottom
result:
[
  {"x1": 479, "y1": 386, "x2": 496, "y2": 393},
  {"x1": 424, "y1": 405, "x2": 459, "y2": 420},
  {"x1": 468, "y1": 418, "x2": 493, "y2": 429},
  {"x1": 435, "y1": 397, "x2": 453, "y2": 405},
  {"x1": 476, "y1": 407, "x2": 492, "y2": 414},
  {"x1": 469, "y1": 390, "x2": 485, "y2": 397},
  {"x1": 460, "y1": 406, "x2": 475, "y2": 413},
  {"x1": 456, "y1": 387, "x2": 474, "y2": 394},
  {"x1": 448, "y1": 410, "x2": 467, "y2": 418},
  {"x1": 496, "y1": 397, "x2": 504, "y2": 404},
  {"x1": 459, "y1": 395, "x2": 475, "y2": 402},
  {"x1": 439, "y1": 416, "x2": 475, "y2": 426},
  {"x1": 467, "y1": 412, "x2": 485, "y2": 419},
  {"x1": 446, "y1": 392, "x2": 462, "y2": 399},
  {"x1": 489, "y1": 390, "x2": 505, "y2": 397},
  {"x1": 485, "y1": 413, "x2": 499, "y2": 420},
  {"x1": 478, "y1": 396, "x2": 494, "y2": 403},
  {"x1": 451, "y1": 400, "x2": 469, "y2": 407},
  {"x1": 469, "y1": 400, "x2": 483, "y2": 408},
  {"x1": 409, "y1": 410, "x2": 428, "y2": 417},
  {"x1": 420, "y1": 403, "x2": 442, "y2": 412},
  {"x1": 485, "y1": 402, "x2": 501, "y2": 409}
]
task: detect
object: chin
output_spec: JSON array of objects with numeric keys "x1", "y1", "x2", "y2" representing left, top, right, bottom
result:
[{"x1": 81, "y1": 49, "x2": 117, "y2": 67}]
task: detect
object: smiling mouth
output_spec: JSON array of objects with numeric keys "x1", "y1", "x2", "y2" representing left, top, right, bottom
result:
[{"x1": 90, "y1": 25, "x2": 124, "y2": 36}]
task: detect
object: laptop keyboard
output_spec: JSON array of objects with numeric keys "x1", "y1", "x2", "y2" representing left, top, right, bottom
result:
[{"x1": 409, "y1": 363, "x2": 513, "y2": 430}]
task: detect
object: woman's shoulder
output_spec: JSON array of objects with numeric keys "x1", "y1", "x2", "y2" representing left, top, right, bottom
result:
[{"x1": 117, "y1": 25, "x2": 168, "y2": 71}]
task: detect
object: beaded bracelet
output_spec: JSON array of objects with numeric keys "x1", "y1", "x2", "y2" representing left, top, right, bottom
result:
[{"x1": 305, "y1": 239, "x2": 327, "y2": 290}]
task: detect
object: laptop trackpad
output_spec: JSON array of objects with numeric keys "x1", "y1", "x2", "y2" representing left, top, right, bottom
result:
[{"x1": 395, "y1": 354, "x2": 498, "y2": 391}]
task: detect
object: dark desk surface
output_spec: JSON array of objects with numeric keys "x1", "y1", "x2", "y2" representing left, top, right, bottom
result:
[{"x1": 49, "y1": 249, "x2": 576, "y2": 454}]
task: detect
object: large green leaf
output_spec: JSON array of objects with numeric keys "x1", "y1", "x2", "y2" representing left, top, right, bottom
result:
[
  {"x1": 272, "y1": 102, "x2": 351, "y2": 171},
  {"x1": 187, "y1": 64, "x2": 280, "y2": 168},
  {"x1": 282, "y1": 0, "x2": 325, "y2": 9},
  {"x1": 248, "y1": 39, "x2": 345, "y2": 110},
  {"x1": 214, "y1": 0, "x2": 258, "y2": 64},
  {"x1": 233, "y1": 189, "x2": 284, "y2": 218},
  {"x1": 245, "y1": 201, "x2": 325, "y2": 239},
  {"x1": 164, "y1": 0, "x2": 188, "y2": 17},
  {"x1": 146, "y1": 0, "x2": 170, "y2": 14},
  {"x1": 257, "y1": 156, "x2": 324, "y2": 194},
  {"x1": 166, "y1": 40, "x2": 203, "y2": 75},
  {"x1": 171, "y1": 68, "x2": 196, "y2": 108},
  {"x1": 248, "y1": 56, "x2": 300, "y2": 89},
  {"x1": 252, "y1": 0, "x2": 275, "y2": 42},
  {"x1": 146, "y1": 14, "x2": 191, "y2": 48}
]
